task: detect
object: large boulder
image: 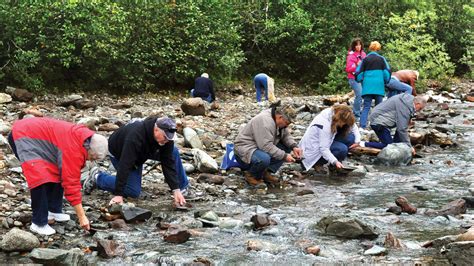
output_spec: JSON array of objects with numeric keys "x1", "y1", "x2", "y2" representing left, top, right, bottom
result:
[
  {"x1": 376, "y1": 143, "x2": 412, "y2": 166},
  {"x1": 181, "y1": 98, "x2": 206, "y2": 116},
  {"x1": 30, "y1": 248, "x2": 86, "y2": 265},
  {"x1": 12, "y1": 88, "x2": 34, "y2": 102},
  {"x1": 60, "y1": 94, "x2": 83, "y2": 107},
  {"x1": 316, "y1": 215, "x2": 379, "y2": 239},
  {"x1": 0, "y1": 228, "x2": 40, "y2": 251},
  {"x1": 0, "y1": 93, "x2": 12, "y2": 104},
  {"x1": 192, "y1": 149, "x2": 218, "y2": 173},
  {"x1": 445, "y1": 241, "x2": 474, "y2": 265},
  {"x1": 183, "y1": 127, "x2": 204, "y2": 149}
]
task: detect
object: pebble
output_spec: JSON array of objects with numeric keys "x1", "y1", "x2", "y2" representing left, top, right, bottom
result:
[{"x1": 364, "y1": 245, "x2": 386, "y2": 256}]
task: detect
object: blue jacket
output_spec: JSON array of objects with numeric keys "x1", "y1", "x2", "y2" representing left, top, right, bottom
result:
[
  {"x1": 355, "y1": 52, "x2": 391, "y2": 96},
  {"x1": 193, "y1": 77, "x2": 215, "y2": 102}
]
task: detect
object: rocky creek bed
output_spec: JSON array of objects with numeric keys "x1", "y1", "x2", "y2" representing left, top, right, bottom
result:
[{"x1": 0, "y1": 82, "x2": 473, "y2": 265}]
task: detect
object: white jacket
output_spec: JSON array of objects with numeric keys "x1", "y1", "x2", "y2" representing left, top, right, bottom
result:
[{"x1": 298, "y1": 108, "x2": 360, "y2": 170}]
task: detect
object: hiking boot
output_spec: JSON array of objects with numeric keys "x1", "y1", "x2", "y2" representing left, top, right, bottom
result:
[
  {"x1": 244, "y1": 172, "x2": 266, "y2": 188},
  {"x1": 30, "y1": 223, "x2": 56, "y2": 236},
  {"x1": 263, "y1": 171, "x2": 280, "y2": 184},
  {"x1": 81, "y1": 162, "x2": 100, "y2": 195},
  {"x1": 48, "y1": 212, "x2": 70, "y2": 222}
]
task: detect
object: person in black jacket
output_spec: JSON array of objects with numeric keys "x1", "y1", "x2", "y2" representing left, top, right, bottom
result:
[
  {"x1": 190, "y1": 73, "x2": 215, "y2": 103},
  {"x1": 81, "y1": 117, "x2": 189, "y2": 206}
]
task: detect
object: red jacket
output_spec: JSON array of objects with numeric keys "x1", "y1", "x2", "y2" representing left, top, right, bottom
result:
[
  {"x1": 345, "y1": 50, "x2": 366, "y2": 79},
  {"x1": 12, "y1": 117, "x2": 94, "y2": 206}
]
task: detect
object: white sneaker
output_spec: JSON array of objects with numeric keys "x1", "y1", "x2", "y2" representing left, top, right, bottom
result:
[
  {"x1": 48, "y1": 212, "x2": 70, "y2": 222},
  {"x1": 30, "y1": 223, "x2": 56, "y2": 235}
]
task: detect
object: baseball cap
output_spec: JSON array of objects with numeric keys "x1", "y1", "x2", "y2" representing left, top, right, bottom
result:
[
  {"x1": 277, "y1": 104, "x2": 297, "y2": 124},
  {"x1": 155, "y1": 117, "x2": 177, "y2": 141}
]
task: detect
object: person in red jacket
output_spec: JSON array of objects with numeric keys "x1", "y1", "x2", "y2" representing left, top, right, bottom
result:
[{"x1": 8, "y1": 117, "x2": 108, "y2": 235}]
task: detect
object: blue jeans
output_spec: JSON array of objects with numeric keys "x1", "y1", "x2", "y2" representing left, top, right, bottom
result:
[
  {"x1": 386, "y1": 77, "x2": 412, "y2": 98},
  {"x1": 235, "y1": 143, "x2": 290, "y2": 179},
  {"x1": 190, "y1": 89, "x2": 212, "y2": 103},
  {"x1": 315, "y1": 132, "x2": 355, "y2": 165},
  {"x1": 348, "y1": 79, "x2": 362, "y2": 119},
  {"x1": 360, "y1": 94, "x2": 384, "y2": 128},
  {"x1": 96, "y1": 146, "x2": 189, "y2": 198},
  {"x1": 254, "y1": 74, "x2": 268, "y2": 102},
  {"x1": 30, "y1": 182, "x2": 63, "y2": 226},
  {"x1": 364, "y1": 124, "x2": 401, "y2": 149}
]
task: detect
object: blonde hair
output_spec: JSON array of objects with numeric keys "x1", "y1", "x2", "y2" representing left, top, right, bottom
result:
[
  {"x1": 369, "y1": 41, "x2": 381, "y2": 51},
  {"x1": 331, "y1": 105, "x2": 355, "y2": 136}
]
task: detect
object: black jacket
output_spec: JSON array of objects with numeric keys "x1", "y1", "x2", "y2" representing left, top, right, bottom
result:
[
  {"x1": 108, "y1": 117, "x2": 178, "y2": 196},
  {"x1": 193, "y1": 77, "x2": 215, "y2": 101}
]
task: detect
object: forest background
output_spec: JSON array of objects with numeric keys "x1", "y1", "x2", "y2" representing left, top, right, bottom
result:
[{"x1": 0, "y1": 1, "x2": 472, "y2": 94}]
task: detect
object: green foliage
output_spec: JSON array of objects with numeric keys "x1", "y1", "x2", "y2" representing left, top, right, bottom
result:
[{"x1": 319, "y1": 49, "x2": 350, "y2": 95}]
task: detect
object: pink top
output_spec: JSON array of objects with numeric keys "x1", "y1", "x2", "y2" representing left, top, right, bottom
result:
[{"x1": 345, "y1": 50, "x2": 366, "y2": 79}]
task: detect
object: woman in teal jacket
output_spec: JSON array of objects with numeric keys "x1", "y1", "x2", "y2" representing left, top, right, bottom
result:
[{"x1": 355, "y1": 41, "x2": 391, "y2": 128}]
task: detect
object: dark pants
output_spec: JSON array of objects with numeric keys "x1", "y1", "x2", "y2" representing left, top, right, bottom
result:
[
  {"x1": 364, "y1": 124, "x2": 401, "y2": 149},
  {"x1": 315, "y1": 132, "x2": 355, "y2": 165},
  {"x1": 30, "y1": 183, "x2": 63, "y2": 226},
  {"x1": 236, "y1": 143, "x2": 290, "y2": 179},
  {"x1": 9, "y1": 133, "x2": 63, "y2": 226}
]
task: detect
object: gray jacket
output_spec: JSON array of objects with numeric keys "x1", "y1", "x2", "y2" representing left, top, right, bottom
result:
[
  {"x1": 369, "y1": 93, "x2": 415, "y2": 144},
  {"x1": 234, "y1": 109, "x2": 297, "y2": 164}
]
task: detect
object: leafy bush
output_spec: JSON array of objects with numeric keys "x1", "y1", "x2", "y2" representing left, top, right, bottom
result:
[{"x1": 318, "y1": 48, "x2": 350, "y2": 95}]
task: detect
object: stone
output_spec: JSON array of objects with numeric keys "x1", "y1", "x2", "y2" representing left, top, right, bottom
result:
[
  {"x1": 377, "y1": 143, "x2": 412, "y2": 166},
  {"x1": 109, "y1": 219, "x2": 129, "y2": 230},
  {"x1": 60, "y1": 94, "x2": 83, "y2": 106},
  {"x1": 435, "y1": 199, "x2": 467, "y2": 217},
  {"x1": 30, "y1": 248, "x2": 86, "y2": 265},
  {"x1": 12, "y1": 88, "x2": 34, "y2": 102},
  {"x1": 384, "y1": 232, "x2": 404, "y2": 249},
  {"x1": 181, "y1": 98, "x2": 206, "y2": 116},
  {"x1": 77, "y1": 117, "x2": 98, "y2": 130},
  {"x1": 350, "y1": 146, "x2": 381, "y2": 156},
  {"x1": 456, "y1": 228, "x2": 474, "y2": 241},
  {"x1": 183, "y1": 163, "x2": 195, "y2": 173},
  {"x1": 218, "y1": 218, "x2": 243, "y2": 229},
  {"x1": 445, "y1": 241, "x2": 474, "y2": 266},
  {"x1": 108, "y1": 203, "x2": 123, "y2": 214},
  {"x1": 163, "y1": 225, "x2": 191, "y2": 244},
  {"x1": 210, "y1": 101, "x2": 220, "y2": 110},
  {"x1": 246, "y1": 240, "x2": 263, "y2": 251},
  {"x1": 0, "y1": 122, "x2": 11, "y2": 135},
  {"x1": 466, "y1": 95, "x2": 474, "y2": 102},
  {"x1": 183, "y1": 127, "x2": 204, "y2": 149},
  {"x1": 120, "y1": 205, "x2": 152, "y2": 223},
  {"x1": 395, "y1": 196, "x2": 417, "y2": 214},
  {"x1": 111, "y1": 103, "x2": 132, "y2": 109},
  {"x1": 316, "y1": 215, "x2": 379, "y2": 239},
  {"x1": 409, "y1": 132, "x2": 425, "y2": 145},
  {"x1": 197, "y1": 211, "x2": 219, "y2": 227},
  {"x1": 386, "y1": 206, "x2": 402, "y2": 215},
  {"x1": 364, "y1": 245, "x2": 386, "y2": 256},
  {"x1": 98, "y1": 123, "x2": 119, "y2": 132},
  {"x1": 97, "y1": 239, "x2": 124, "y2": 258},
  {"x1": 192, "y1": 149, "x2": 218, "y2": 173},
  {"x1": 0, "y1": 93, "x2": 12, "y2": 104},
  {"x1": 296, "y1": 189, "x2": 314, "y2": 196},
  {"x1": 462, "y1": 196, "x2": 474, "y2": 208},
  {"x1": 192, "y1": 257, "x2": 212, "y2": 266},
  {"x1": 426, "y1": 131, "x2": 453, "y2": 146},
  {"x1": 305, "y1": 246, "x2": 320, "y2": 255},
  {"x1": 0, "y1": 228, "x2": 40, "y2": 251},
  {"x1": 197, "y1": 173, "x2": 225, "y2": 185},
  {"x1": 251, "y1": 214, "x2": 272, "y2": 230}
]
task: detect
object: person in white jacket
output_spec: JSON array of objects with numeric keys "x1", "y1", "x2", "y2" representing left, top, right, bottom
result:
[{"x1": 299, "y1": 105, "x2": 361, "y2": 170}]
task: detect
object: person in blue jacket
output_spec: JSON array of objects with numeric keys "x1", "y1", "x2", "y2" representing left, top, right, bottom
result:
[
  {"x1": 190, "y1": 73, "x2": 215, "y2": 103},
  {"x1": 355, "y1": 41, "x2": 391, "y2": 129}
]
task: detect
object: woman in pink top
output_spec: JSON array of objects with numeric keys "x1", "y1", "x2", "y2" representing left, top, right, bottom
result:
[{"x1": 345, "y1": 38, "x2": 366, "y2": 121}]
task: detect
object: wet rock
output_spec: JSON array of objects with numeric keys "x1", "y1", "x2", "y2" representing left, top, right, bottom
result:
[
  {"x1": 98, "y1": 123, "x2": 119, "y2": 132},
  {"x1": 197, "y1": 173, "x2": 224, "y2": 185},
  {"x1": 386, "y1": 206, "x2": 402, "y2": 215},
  {"x1": 437, "y1": 103, "x2": 449, "y2": 110},
  {"x1": 109, "y1": 219, "x2": 129, "y2": 230},
  {"x1": 364, "y1": 245, "x2": 386, "y2": 256},
  {"x1": 183, "y1": 127, "x2": 204, "y2": 149},
  {"x1": 108, "y1": 203, "x2": 123, "y2": 214},
  {"x1": 0, "y1": 122, "x2": 11, "y2": 135},
  {"x1": 183, "y1": 163, "x2": 195, "y2": 173},
  {"x1": 305, "y1": 246, "x2": 320, "y2": 255},
  {"x1": 395, "y1": 196, "x2": 417, "y2": 214},
  {"x1": 409, "y1": 132, "x2": 426, "y2": 145},
  {"x1": 296, "y1": 189, "x2": 314, "y2": 196},
  {"x1": 192, "y1": 149, "x2": 218, "y2": 173},
  {"x1": 428, "y1": 117, "x2": 448, "y2": 124},
  {"x1": 445, "y1": 241, "x2": 474, "y2": 265},
  {"x1": 111, "y1": 103, "x2": 132, "y2": 109},
  {"x1": 181, "y1": 98, "x2": 206, "y2": 116},
  {"x1": 30, "y1": 248, "x2": 86, "y2": 265},
  {"x1": 376, "y1": 143, "x2": 412, "y2": 166},
  {"x1": 426, "y1": 199, "x2": 467, "y2": 217},
  {"x1": 0, "y1": 93, "x2": 12, "y2": 104},
  {"x1": 250, "y1": 214, "x2": 273, "y2": 230},
  {"x1": 384, "y1": 232, "x2": 404, "y2": 249},
  {"x1": 120, "y1": 205, "x2": 152, "y2": 223},
  {"x1": 246, "y1": 240, "x2": 263, "y2": 251},
  {"x1": 197, "y1": 211, "x2": 219, "y2": 227},
  {"x1": 426, "y1": 131, "x2": 453, "y2": 146},
  {"x1": 350, "y1": 146, "x2": 380, "y2": 156},
  {"x1": 60, "y1": 94, "x2": 83, "y2": 106},
  {"x1": 0, "y1": 228, "x2": 40, "y2": 251},
  {"x1": 192, "y1": 257, "x2": 212, "y2": 266},
  {"x1": 462, "y1": 197, "x2": 474, "y2": 208},
  {"x1": 12, "y1": 88, "x2": 34, "y2": 102},
  {"x1": 77, "y1": 117, "x2": 98, "y2": 130},
  {"x1": 466, "y1": 95, "x2": 474, "y2": 102},
  {"x1": 97, "y1": 239, "x2": 124, "y2": 258},
  {"x1": 218, "y1": 218, "x2": 243, "y2": 229},
  {"x1": 163, "y1": 225, "x2": 191, "y2": 244},
  {"x1": 316, "y1": 215, "x2": 379, "y2": 239},
  {"x1": 456, "y1": 228, "x2": 474, "y2": 241}
]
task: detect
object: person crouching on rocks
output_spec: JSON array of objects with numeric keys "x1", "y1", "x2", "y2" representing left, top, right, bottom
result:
[
  {"x1": 234, "y1": 103, "x2": 303, "y2": 187},
  {"x1": 8, "y1": 117, "x2": 108, "y2": 235},
  {"x1": 81, "y1": 117, "x2": 190, "y2": 207},
  {"x1": 299, "y1": 105, "x2": 361, "y2": 171},
  {"x1": 358, "y1": 94, "x2": 426, "y2": 155}
]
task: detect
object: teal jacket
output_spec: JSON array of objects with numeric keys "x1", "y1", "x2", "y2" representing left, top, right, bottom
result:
[{"x1": 355, "y1": 52, "x2": 391, "y2": 96}]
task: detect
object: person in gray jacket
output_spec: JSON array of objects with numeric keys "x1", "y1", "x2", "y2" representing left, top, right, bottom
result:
[
  {"x1": 234, "y1": 104, "x2": 303, "y2": 187},
  {"x1": 359, "y1": 94, "x2": 426, "y2": 152}
]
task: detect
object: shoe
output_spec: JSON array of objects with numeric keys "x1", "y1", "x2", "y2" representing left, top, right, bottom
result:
[
  {"x1": 81, "y1": 162, "x2": 100, "y2": 195},
  {"x1": 48, "y1": 212, "x2": 70, "y2": 222},
  {"x1": 244, "y1": 172, "x2": 266, "y2": 188},
  {"x1": 30, "y1": 223, "x2": 56, "y2": 235},
  {"x1": 263, "y1": 171, "x2": 280, "y2": 184}
]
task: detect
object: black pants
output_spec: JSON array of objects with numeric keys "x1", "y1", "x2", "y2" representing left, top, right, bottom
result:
[{"x1": 9, "y1": 132, "x2": 63, "y2": 226}]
